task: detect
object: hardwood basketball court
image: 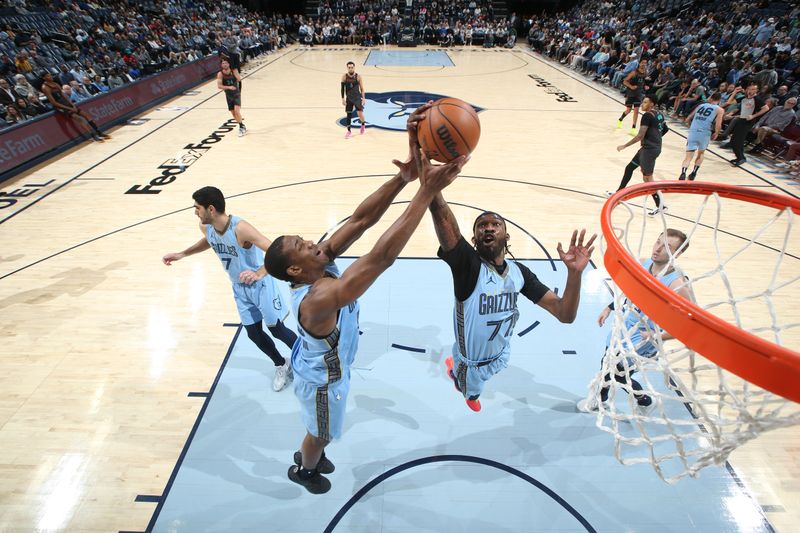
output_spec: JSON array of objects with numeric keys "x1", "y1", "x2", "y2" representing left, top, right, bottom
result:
[{"x1": 0, "y1": 45, "x2": 796, "y2": 532}]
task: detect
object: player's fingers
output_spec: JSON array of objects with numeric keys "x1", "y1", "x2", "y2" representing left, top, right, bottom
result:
[
  {"x1": 585, "y1": 233, "x2": 598, "y2": 248},
  {"x1": 417, "y1": 147, "x2": 430, "y2": 169},
  {"x1": 587, "y1": 245, "x2": 596, "y2": 257},
  {"x1": 577, "y1": 228, "x2": 586, "y2": 247},
  {"x1": 447, "y1": 154, "x2": 469, "y2": 172},
  {"x1": 570, "y1": 229, "x2": 578, "y2": 247}
]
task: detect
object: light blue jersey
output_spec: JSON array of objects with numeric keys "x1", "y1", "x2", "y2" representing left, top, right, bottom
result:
[
  {"x1": 206, "y1": 215, "x2": 263, "y2": 284},
  {"x1": 204, "y1": 215, "x2": 288, "y2": 326},
  {"x1": 451, "y1": 260, "x2": 525, "y2": 397},
  {"x1": 290, "y1": 262, "x2": 360, "y2": 440},
  {"x1": 686, "y1": 103, "x2": 719, "y2": 151},
  {"x1": 688, "y1": 103, "x2": 719, "y2": 135},
  {"x1": 614, "y1": 259, "x2": 685, "y2": 357}
]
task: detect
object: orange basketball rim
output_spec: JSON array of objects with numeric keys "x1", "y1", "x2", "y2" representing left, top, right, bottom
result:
[{"x1": 601, "y1": 181, "x2": 800, "y2": 403}]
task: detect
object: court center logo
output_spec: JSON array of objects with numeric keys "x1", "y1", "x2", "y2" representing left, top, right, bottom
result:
[{"x1": 338, "y1": 91, "x2": 484, "y2": 131}]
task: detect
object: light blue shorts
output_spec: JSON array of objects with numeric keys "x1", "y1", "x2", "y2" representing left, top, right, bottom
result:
[
  {"x1": 452, "y1": 349, "x2": 511, "y2": 398},
  {"x1": 294, "y1": 371, "x2": 350, "y2": 441},
  {"x1": 231, "y1": 276, "x2": 288, "y2": 326},
  {"x1": 686, "y1": 131, "x2": 711, "y2": 152}
]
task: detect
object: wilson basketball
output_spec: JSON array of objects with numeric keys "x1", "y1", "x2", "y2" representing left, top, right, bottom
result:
[{"x1": 417, "y1": 98, "x2": 480, "y2": 163}]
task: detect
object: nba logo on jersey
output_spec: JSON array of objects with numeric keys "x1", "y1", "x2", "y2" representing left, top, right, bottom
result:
[{"x1": 338, "y1": 91, "x2": 484, "y2": 131}]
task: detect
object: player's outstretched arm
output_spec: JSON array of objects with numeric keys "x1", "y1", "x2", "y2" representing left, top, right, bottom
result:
[
  {"x1": 429, "y1": 192, "x2": 461, "y2": 252},
  {"x1": 320, "y1": 103, "x2": 433, "y2": 259},
  {"x1": 617, "y1": 125, "x2": 647, "y2": 151},
  {"x1": 536, "y1": 229, "x2": 596, "y2": 323},
  {"x1": 162, "y1": 223, "x2": 211, "y2": 265},
  {"x1": 235, "y1": 220, "x2": 273, "y2": 284},
  {"x1": 306, "y1": 151, "x2": 468, "y2": 318}
]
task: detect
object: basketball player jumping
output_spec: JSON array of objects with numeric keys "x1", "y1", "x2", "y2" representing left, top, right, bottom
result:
[
  {"x1": 612, "y1": 96, "x2": 669, "y2": 216},
  {"x1": 41, "y1": 72, "x2": 110, "y2": 142},
  {"x1": 217, "y1": 59, "x2": 246, "y2": 137},
  {"x1": 428, "y1": 198, "x2": 596, "y2": 411},
  {"x1": 579, "y1": 229, "x2": 691, "y2": 414},
  {"x1": 341, "y1": 61, "x2": 366, "y2": 138},
  {"x1": 162, "y1": 187, "x2": 297, "y2": 391},
  {"x1": 265, "y1": 104, "x2": 467, "y2": 494},
  {"x1": 680, "y1": 92, "x2": 723, "y2": 181}
]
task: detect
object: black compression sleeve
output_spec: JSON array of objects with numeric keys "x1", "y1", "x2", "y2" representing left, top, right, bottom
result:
[{"x1": 437, "y1": 237, "x2": 482, "y2": 301}]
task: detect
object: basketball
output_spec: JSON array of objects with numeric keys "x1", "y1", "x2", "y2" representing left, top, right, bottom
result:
[{"x1": 417, "y1": 98, "x2": 481, "y2": 163}]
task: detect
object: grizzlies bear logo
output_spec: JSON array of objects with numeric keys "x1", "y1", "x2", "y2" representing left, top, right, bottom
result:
[{"x1": 338, "y1": 91, "x2": 483, "y2": 131}]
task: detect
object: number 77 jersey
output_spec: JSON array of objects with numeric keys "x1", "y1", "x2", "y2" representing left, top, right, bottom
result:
[
  {"x1": 453, "y1": 260, "x2": 524, "y2": 364},
  {"x1": 205, "y1": 215, "x2": 263, "y2": 284}
]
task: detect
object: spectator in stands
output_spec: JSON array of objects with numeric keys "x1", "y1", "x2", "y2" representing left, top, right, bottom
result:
[
  {"x1": 675, "y1": 79, "x2": 707, "y2": 117},
  {"x1": 0, "y1": 79, "x2": 19, "y2": 107},
  {"x1": 0, "y1": 54, "x2": 15, "y2": 77},
  {"x1": 91, "y1": 75, "x2": 109, "y2": 93},
  {"x1": 82, "y1": 76, "x2": 99, "y2": 96},
  {"x1": 753, "y1": 18, "x2": 777, "y2": 45},
  {"x1": 56, "y1": 64, "x2": 73, "y2": 86},
  {"x1": 28, "y1": 49, "x2": 53, "y2": 71},
  {"x1": 15, "y1": 96, "x2": 38, "y2": 119},
  {"x1": 26, "y1": 93, "x2": 49, "y2": 114},
  {"x1": 4, "y1": 103, "x2": 25, "y2": 124},
  {"x1": 107, "y1": 69, "x2": 125, "y2": 90},
  {"x1": 754, "y1": 60, "x2": 779, "y2": 92},
  {"x1": 13, "y1": 74, "x2": 36, "y2": 99},
  {"x1": 14, "y1": 51, "x2": 33, "y2": 74},
  {"x1": 69, "y1": 63, "x2": 87, "y2": 84},
  {"x1": 67, "y1": 81, "x2": 90, "y2": 103},
  {"x1": 750, "y1": 97, "x2": 798, "y2": 153}
]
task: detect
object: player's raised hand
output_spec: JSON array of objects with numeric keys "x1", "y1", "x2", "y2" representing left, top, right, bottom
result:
[
  {"x1": 417, "y1": 147, "x2": 468, "y2": 192},
  {"x1": 393, "y1": 102, "x2": 435, "y2": 183},
  {"x1": 598, "y1": 306, "x2": 611, "y2": 327},
  {"x1": 557, "y1": 229, "x2": 597, "y2": 273}
]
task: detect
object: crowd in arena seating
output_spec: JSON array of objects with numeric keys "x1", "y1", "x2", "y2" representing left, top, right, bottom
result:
[
  {"x1": 297, "y1": 1, "x2": 517, "y2": 49},
  {"x1": 524, "y1": 0, "x2": 800, "y2": 169},
  {"x1": 0, "y1": 0, "x2": 294, "y2": 130}
]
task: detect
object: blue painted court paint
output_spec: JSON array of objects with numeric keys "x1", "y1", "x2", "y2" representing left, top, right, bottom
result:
[
  {"x1": 365, "y1": 50, "x2": 454, "y2": 67},
  {"x1": 337, "y1": 91, "x2": 484, "y2": 132},
  {"x1": 150, "y1": 258, "x2": 771, "y2": 533}
]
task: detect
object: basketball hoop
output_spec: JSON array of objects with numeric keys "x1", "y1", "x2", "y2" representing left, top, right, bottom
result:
[{"x1": 586, "y1": 181, "x2": 800, "y2": 483}]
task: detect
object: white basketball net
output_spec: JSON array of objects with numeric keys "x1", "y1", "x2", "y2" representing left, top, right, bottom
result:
[{"x1": 588, "y1": 189, "x2": 800, "y2": 483}]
